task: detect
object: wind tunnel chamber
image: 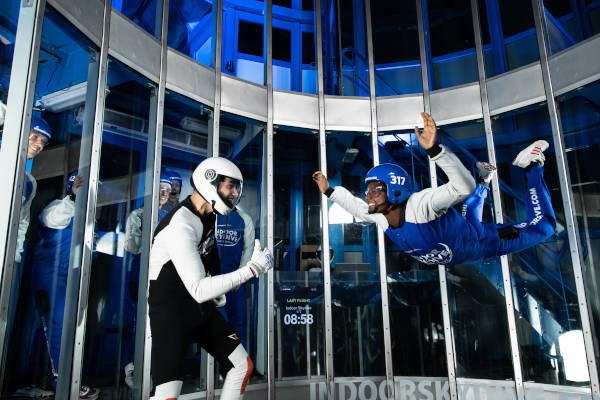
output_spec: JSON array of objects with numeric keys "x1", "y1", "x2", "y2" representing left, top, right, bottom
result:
[{"x1": 0, "y1": 0, "x2": 599, "y2": 399}]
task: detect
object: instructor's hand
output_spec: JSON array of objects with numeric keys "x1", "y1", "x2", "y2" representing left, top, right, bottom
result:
[
  {"x1": 312, "y1": 171, "x2": 330, "y2": 194},
  {"x1": 414, "y1": 112, "x2": 437, "y2": 150},
  {"x1": 247, "y1": 239, "x2": 274, "y2": 277}
]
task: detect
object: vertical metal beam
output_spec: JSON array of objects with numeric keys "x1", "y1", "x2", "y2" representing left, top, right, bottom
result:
[
  {"x1": 265, "y1": 0, "x2": 275, "y2": 399},
  {"x1": 335, "y1": 0, "x2": 344, "y2": 96},
  {"x1": 363, "y1": 0, "x2": 394, "y2": 395},
  {"x1": 416, "y1": 0, "x2": 433, "y2": 101},
  {"x1": 209, "y1": 0, "x2": 223, "y2": 158},
  {"x1": 416, "y1": 1, "x2": 457, "y2": 399},
  {"x1": 315, "y1": 0, "x2": 335, "y2": 396},
  {"x1": 56, "y1": 0, "x2": 111, "y2": 398},
  {"x1": 132, "y1": 0, "x2": 169, "y2": 399},
  {"x1": 0, "y1": 0, "x2": 46, "y2": 391},
  {"x1": 470, "y1": 1, "x2": 525, "y2": 399},
  {"x1": 532, "y1": 1, "x2": 600, "y2": 397},
  {"x1": 205, "y1": 2, "x2": 223, "y2": 397}
]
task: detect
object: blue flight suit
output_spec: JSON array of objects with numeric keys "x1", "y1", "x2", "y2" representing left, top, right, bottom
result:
[{"x1": 329, "y1": 145, "x2": 556, "y2": 267}]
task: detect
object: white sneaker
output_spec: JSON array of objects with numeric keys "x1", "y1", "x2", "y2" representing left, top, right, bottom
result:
[
  {"x1": 124, "y1": 362, "x2": 134, "y2": 389},
  {"x1": 476, "y1": 161, "x2": 496, "y2": 184},
  {"x1": 512, "y1": 140, "x2": 549, "y2": 168}
]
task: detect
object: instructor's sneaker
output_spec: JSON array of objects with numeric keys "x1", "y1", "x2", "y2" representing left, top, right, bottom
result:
[
  {"x1": 476, "y1": 161, "x2": 496, "y2": 184},
  {"x1": 512, "y1": 140, "x2": 549, "y2": 168},
  {"x1": 80, "y1": 385, "x2": 99, "y2": 400}
]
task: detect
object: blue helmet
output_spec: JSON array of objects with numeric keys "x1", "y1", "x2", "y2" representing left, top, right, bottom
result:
[
  {"x1": 165, "y1": 169, "x2": 182, "y2": 187},
  {"x1": 160, "y1": 172, "x2": 173, "y2": 189},
  {"x1": 365, "y1": 163, "x2": 412, "y2": 204},
  {"x1": 66, "y1": 171, "x2": 78, "y2": 195},
  {"x1": 30, "y1": 115, "x2": 52, "y2": 140}
]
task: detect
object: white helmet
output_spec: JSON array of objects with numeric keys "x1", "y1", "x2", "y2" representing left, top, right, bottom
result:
[{"x1": 192, "y1": 157, "x2": 243, "y2": 215}]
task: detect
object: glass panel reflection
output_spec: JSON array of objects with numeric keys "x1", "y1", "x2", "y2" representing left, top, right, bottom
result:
[
  {"x1": 167, "y1": 0, "x2": 214, "y2": 67},
  {"x1": 0, "y1": 0, "x2": 20, "y2": 108},
  {"x1": 437, "y1": 121, "x2": 513, "y2": 380},
  {"x1": 558, "y1": 81, "x2": 600, "y2": 386},
  {"x1": 113, "y1": 0, "x2": 162, "y2": 39},
  {"x1": 493, "y1": 103, "x2": 591, "y2": 387},
  {"x1": 2, "y1": 6, "x2": 98, "y2": 398},
  {"x1": 320, "y1": 0, "x2": 370, "y2": 96},
  {"x1": 325, "y1": 131, "x2": 385, "y2": 377},
  {"x1": 78, "y1": 57, "x2": 153, "y2": 397},
  {"x1": 272, "y1": 127, "x2": 324, "y2": 382},
  {"x1": 270, "y1": 2, "x2": 317, "y2": 93},
  {"x1": 427, "y1": 0, "x2": 478, "y2": 89},
  {"x1": 478, "y1": 0, "x2": 540, "y2": 78},
  {"x1": 369, "y1": 0, "x2": 422, "y2": 95},
  {"x1": 216, "y1": 111, "x2": 266, "y2": 388},
  {"x1": 222, "y1": 2, "x2": 265, "y2": 85},
  {"x1": 543, "y1": 0, "x2": 594, "y2": 55}
]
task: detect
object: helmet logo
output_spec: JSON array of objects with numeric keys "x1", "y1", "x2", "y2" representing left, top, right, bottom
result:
[{"x1": 205, "y1": 169, "x2": 217, "y2": 181}]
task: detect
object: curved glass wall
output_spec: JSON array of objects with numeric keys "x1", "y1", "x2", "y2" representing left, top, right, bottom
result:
[
  {"x1": 320, "y1": 0, "x2": 370, "y2": 96},
  {"x1": 427, "y1": 0, "x2": 478, "y2": 90},
  {"x1": 167, "y1": 0, "x2": 214, "y2": 66},
  {"x1": 326, "y1": 131, "x2": 385, "y2": 378},
  {"x1": 0, "y1": 0, "x2": 599, "y2": 399},
  {"x1": 271, "y1": 2, "x2": 318, "y2": 93},
  {"x1": 217, "y1": 111, "x2": 267, "y2": 390},
  {"x1": 494, "y1": 103, "x2": 591, "y2": 387},
  {"x1": 543, "y1": 0, "x2": 596, "y2": 55},
  {"x1": 369, "y1": 1, "x2": 422, "y2": 95},
  {"x1": 273, "y1": 126, "x2": 324, "y2": 386},
  {"x1": 0, "y1": 0, "x2": 20, "y2": 106},
  {"x1": 80, "y1": 57, "x2": 154, "y2": 396},
  {"x1": 478, "y1": 0, "x2": 540, "y2": 78},
  {"x1": 1, "y1": 5, "x2": 99, "y2": 396},
  {"x1": 558, "y1": 80, "x2": 600, "y2": 385},
  {"x1": 113, "y1": 0, "x2": 163, "y2": 39},
  {"x1": 437, "y1": 120, "x2": 513, "y2": 381},
  {"x1": 222, "y1": 1, "x2": 266, "y2": 85}
]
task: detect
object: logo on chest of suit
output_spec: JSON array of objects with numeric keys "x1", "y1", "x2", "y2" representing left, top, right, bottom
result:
[
  {"x1": 216, "y1": 226, "x2": 241, "y2": 247},
  {"x1": 406, "y1": 243, "x2": 453, "y2": 265}
]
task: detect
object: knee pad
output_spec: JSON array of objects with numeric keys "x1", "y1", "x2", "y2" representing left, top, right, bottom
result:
[
  {"x1": 150, "y1": 380, "x2": 182, "y2": 400},
  {"x1": 220, "y1": 344, "x2": 253, "y2": 400}
]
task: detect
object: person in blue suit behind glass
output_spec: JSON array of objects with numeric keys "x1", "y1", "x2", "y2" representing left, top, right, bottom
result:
[
  {"x1": 312, "y1": 112, "x2": 556, "y2": 267},
  {"x1": 29, "y1": 171, "x2": 99, "y2": 399},
  {"x1": 216, "y1": 207, "x2": 255, "y2": 350},
  {"x1": 0, "y1": 115, "x2": 52, "y2": 264}
]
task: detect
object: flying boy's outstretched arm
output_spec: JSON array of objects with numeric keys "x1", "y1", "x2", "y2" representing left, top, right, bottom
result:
[
  {"x1": 312, "y1": 171, "x2": 388, "y2": 229},
  {"x1": 409, "y1": 112, "x2": 476, "y2": 218}
]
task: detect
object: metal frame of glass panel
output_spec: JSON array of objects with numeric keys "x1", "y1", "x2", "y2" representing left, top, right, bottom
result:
[
  {"x1": 132, "y1": 0, "x2": 169, "y2": 399},
  {"x1": 0, "y1": 0, "x2": 47, "y2": 392},
  {"x1": 363, "y1": 0, "x2": 394, "y2": 395},
  {"x1": 470, "y1": 1, "x2": 525, "y2": 399},
  {"x1": 314, "y1": 0, "x2": 335, "y2": 396},
  {"x1": 532, "y1": 0, "x2": 600, "y2": 396},
  {"x1": 55, "y1": 0, "x2": 111, "y2": 397},
  {"x1": 265, "y1": 2, "x2": 276, "y2": 399},
  {"x1": 416, "y1": 0, "x2": 458, "y2": 399},
  {"x1": 1, "y1": 0, "x2": 600, "y2": 398}
]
